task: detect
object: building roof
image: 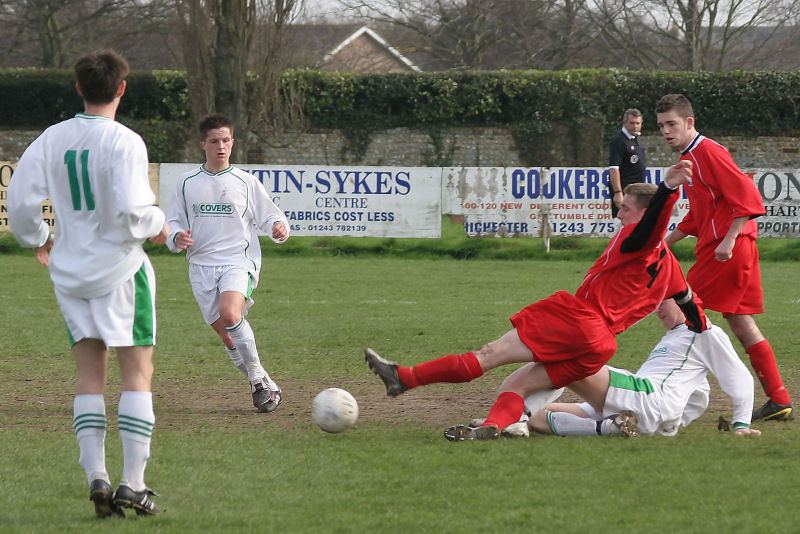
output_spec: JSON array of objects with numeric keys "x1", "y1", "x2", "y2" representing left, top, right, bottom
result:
[
  {"x1": 286, "y1": 24, "x2": 422, "y2": 73},
  {"x1": 322, "y1": 26, "x2": 421, "y2": 72}
]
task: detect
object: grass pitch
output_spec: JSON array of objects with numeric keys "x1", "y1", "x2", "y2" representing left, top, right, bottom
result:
[{"x1": 1, "y1": 247, "x2": 798, "y2": 533}]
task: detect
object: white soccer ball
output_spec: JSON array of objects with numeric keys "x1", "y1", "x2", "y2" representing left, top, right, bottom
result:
[{"x1": 311, "y1": 388, "x2": 359, "y2": 433}]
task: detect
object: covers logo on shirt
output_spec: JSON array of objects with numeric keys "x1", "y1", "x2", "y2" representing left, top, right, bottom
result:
[{"x1": 193, "y1": 203, "x2": 234, "y2": 217}]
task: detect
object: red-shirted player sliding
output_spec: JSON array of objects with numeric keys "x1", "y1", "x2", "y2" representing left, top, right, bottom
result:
[
  {"x1": 657, "y1": 93, "x2": 792, "y2": 422},
  {"x1": 365, "y1": 160, "x2": 708, "y2": 441}
]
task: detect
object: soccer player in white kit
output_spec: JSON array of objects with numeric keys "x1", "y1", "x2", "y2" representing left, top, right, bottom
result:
[
  {"x1": 7, "y1": 50, "x2": 169, "y2": 517},
  {"x1": 528, "y1": 298, "x2": 761, "y2": 437},
  {"x1": 165, "y1": 114, "x2": 290, "y2": 412}
]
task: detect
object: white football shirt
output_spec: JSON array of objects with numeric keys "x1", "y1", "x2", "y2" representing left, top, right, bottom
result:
[
  {"x1": 8, "y1": 113, "x2": 165, "y2": 298},
  {"x1": 165, "y1": 165, "x2": 289, "y2": 285},
  {"x1": 637, "y1": 323, "x2": 755, "y2": 431}
]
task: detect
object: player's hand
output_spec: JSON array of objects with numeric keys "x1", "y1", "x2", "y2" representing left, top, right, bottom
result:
[
  {"x1": 272, "y1": 221, "x2": 289, "y2": 242},
  {"x1": 664, "y1": 160, "x2": 693, "y2": 189},
  {"x1": 149, "y1": 222, "x2": 170, "y2": 245},
  {"x1": 175, "y1": 228, "x2": 193, "y2": 250},
  {"x1": 684, "y1": 306, "x2": 708, "y2": 333},
  {"x1": 674, "y1": 288, "x2": 709, "y2": 333},
  {"x1": 34, "y1": 235, "x2": 53, "y2": 267},
  {"x1": 734, "y1": 427, "x2": 761, "y2": 437},
  {"x1": 714, "y1": 237, "x2": 734, "y2": 262}
]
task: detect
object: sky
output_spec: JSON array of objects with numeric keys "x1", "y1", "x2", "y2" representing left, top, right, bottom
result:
[{"x1": 301, "y1": 0, "x2": 351, "y2": 22}]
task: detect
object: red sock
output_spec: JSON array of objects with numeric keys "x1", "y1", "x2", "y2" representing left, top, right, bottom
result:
[
  {"x1": 397, "y1": 352, "x2": 483, "y2": 389},
  {"x1": 747, "y1": 340, "x2": 791, "y2": 405},
  {"x1": 482, "y1": 391, "x2": 525, "y2": 430}
]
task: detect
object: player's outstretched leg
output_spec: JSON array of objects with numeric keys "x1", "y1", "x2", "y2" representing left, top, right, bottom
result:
[
  {"x1": 365, "y1": 348, "x2": 408, "y2": 397},
  {"x1": 89, "y1": 478, "x2": 125, "y2": 519},
  {"x1": 444, "y1": 424, "x2": 500, "y2": 442},
  {"x1": 113, "y1": 485, "x2": 161, "y2": 516}
]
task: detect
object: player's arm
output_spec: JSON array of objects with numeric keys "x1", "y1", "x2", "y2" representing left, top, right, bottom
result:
[
  {"x1": 665, "y1": 228, "x2": 688, "y2": 247},
  {"x1": 34, "y1": 235, "x2": 54, "y2": 266},
  {"x1": 7, "y1": 140, "x2": 51, "y2": 251},
  {"x1": 112, "y1": 138, "x2": 166, "y2": 242},
  {"x1": 669, "y1": 199, "x2": 697, "y2": 246},
  {"x1": 164, "y1": 178, "x2": 192, "y2": 253},
  {"x1": 711, "y1": 151, "x2": 766, "y2": 220},
  {"x1": 251, "y1": 178, "x2": 290, "y2": 243},
  {"x1": 609, "y1": 168, "x2": 623, "y2": 208},
  {"x1": 669, "y1": 287, "x2": 708, "y2": 333},
  {"x1": 620, "y1": 183, "x2": 679, "y2": 253},
  {"x1": 149, "y1": 222, "x2": 170, "y2": 245},
  {"x1": 620, "y1": 161, "x2": 690, "y2": 253},
  {"x1": 608, "y1": 138, "x2": 625, "y2": 208},
  {"x1": 715, "y1": 216, "x2": 748, "y2": 262}
]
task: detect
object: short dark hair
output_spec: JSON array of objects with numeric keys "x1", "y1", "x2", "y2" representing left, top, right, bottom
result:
[
  {"x1": 655, "y1": 94, "x2": 694, "y2": 119},
  {"x1": 198, "y1": 114, "x2": 234, "y2": 140},
  {"x1": 624, "y1": 182, "x2": 658, "y2": 210},
  {"x1": 73, "y1": 50, "x2": 129, "y2": 104},
  {"x1": 622, "y1": 108, "x2": 642, "y2": 122}
]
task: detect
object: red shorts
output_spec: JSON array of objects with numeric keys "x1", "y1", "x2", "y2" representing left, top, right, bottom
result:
[
  {"x1": 687, "y1": 236, "x2": 764, "y2": 315},
  {"x1": 510, "y1": 291, "x2": 617, "y2": 388}
]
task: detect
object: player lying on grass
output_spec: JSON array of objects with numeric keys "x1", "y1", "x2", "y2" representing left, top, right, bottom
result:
[
  {"x1": 366, "y1": 161, "x2": 710, "y2": 441},
  {"x1": 524, "y1": 298, "x2": 760, "y2": 438}
]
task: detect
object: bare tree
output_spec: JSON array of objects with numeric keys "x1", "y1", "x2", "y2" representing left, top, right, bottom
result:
[
  {"x1": 0, "y1": 1, "x2": 179, "y2": 69},
  {"x1": 501, "y1": 0, "x2": 598, "y2": 69},
  {"x1": 590, "y1": 0, "x2": 800, "y2": 71},
  {"x1": 333, "y1": 0, "x2": 598, "y2": 70},
  {"x1": 0, "y1": 0, "x2": 130, "y2": 67},
  {"x1": 334, "y1": 0, "x2": 507, "y2": 69},
  {"x1": 174, "y1": 0, "x2": 302, "y2": 162}
]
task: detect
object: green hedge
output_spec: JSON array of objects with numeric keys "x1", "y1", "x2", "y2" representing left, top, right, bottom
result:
[
  {"x1": 0, "y1": 69, "x2": 190, "y2": 161},
  {"x1": 288, "y1": 69, "x2": 800, "y2": 136},
  {"x1": 2, "y1": 68, "x2": 799, "y2": 161},
  {"x1": 0, "y1": 69, "x2": 188, "y2": 125}
]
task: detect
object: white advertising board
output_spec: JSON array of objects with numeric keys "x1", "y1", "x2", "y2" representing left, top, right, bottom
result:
[
  {"x1": 443, "y1": 167, "x2": 800, "y2": 239},
  {"x1": 2, "y1": 162, "x2": 798, "y2": 239},
  {"x1": 159, "y1": 164, "x2": 442, "y2": 238}
]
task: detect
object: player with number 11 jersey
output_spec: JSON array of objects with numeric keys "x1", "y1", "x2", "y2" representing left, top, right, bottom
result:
[{"x1": 8, "y1": 113, "x2": 164, "y2": 298}]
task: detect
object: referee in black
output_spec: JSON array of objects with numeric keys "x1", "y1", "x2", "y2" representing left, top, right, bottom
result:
[{"x1": 608, "y1": 108, "x2": 646, "y2": 218}]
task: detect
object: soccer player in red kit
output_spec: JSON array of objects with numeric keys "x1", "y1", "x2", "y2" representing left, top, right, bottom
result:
[
  {"x1": 365, "y1": 162, "x2": 708, "y2": 441},
  {"x1": 657, "y1": 93, "x2": 792, "y2": 421}
]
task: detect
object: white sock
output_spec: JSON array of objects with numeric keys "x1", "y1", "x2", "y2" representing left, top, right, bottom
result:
[
  {"x1": 225, "y1": 346, "x2": 249, "y2": 376},
  {"x1": 598, "y1": 419, "x2": 617, "y2": 436},
  {"x1": 73, "y1": 394, "x2": 108, "y2": 485},
  {"x1": 118, "y1": 391, "x2": 155, "y2": 491},
  {"x1": 226, "y1": 318, "x2": 270, "y2": 384},
  {"x1": 546, "y1": 410, "x2": 600, "y2": 436},
  {"x1": 524, "y1": 387, "x2": 565, "y2": 415}
]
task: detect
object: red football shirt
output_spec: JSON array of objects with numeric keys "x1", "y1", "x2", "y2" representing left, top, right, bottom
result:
[
  {"x1": 576, "y1": 184, "x2": 688, "y2": 335},
  {"x1": 676, "y1": 134, "x2": 767, "y2": 314},
  {"x1": 677, "y1": 134, "x2": 765, "y2": 251}
]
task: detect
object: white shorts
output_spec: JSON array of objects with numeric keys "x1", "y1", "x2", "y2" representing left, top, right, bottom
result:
[
  {"x1": 189, "y1": 264, "x2": 255, "y2": 325},
  {"x1": 579, "y1": 368, "x2": 710, "y2": 437},
  {"x1": 55, "y1": 257, "x2": 157, "y2": 347}
]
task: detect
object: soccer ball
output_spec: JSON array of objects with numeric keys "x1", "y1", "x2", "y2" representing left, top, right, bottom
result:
[{"x1": 311, "y1": 388, "x2": 359, "y2": 433}]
